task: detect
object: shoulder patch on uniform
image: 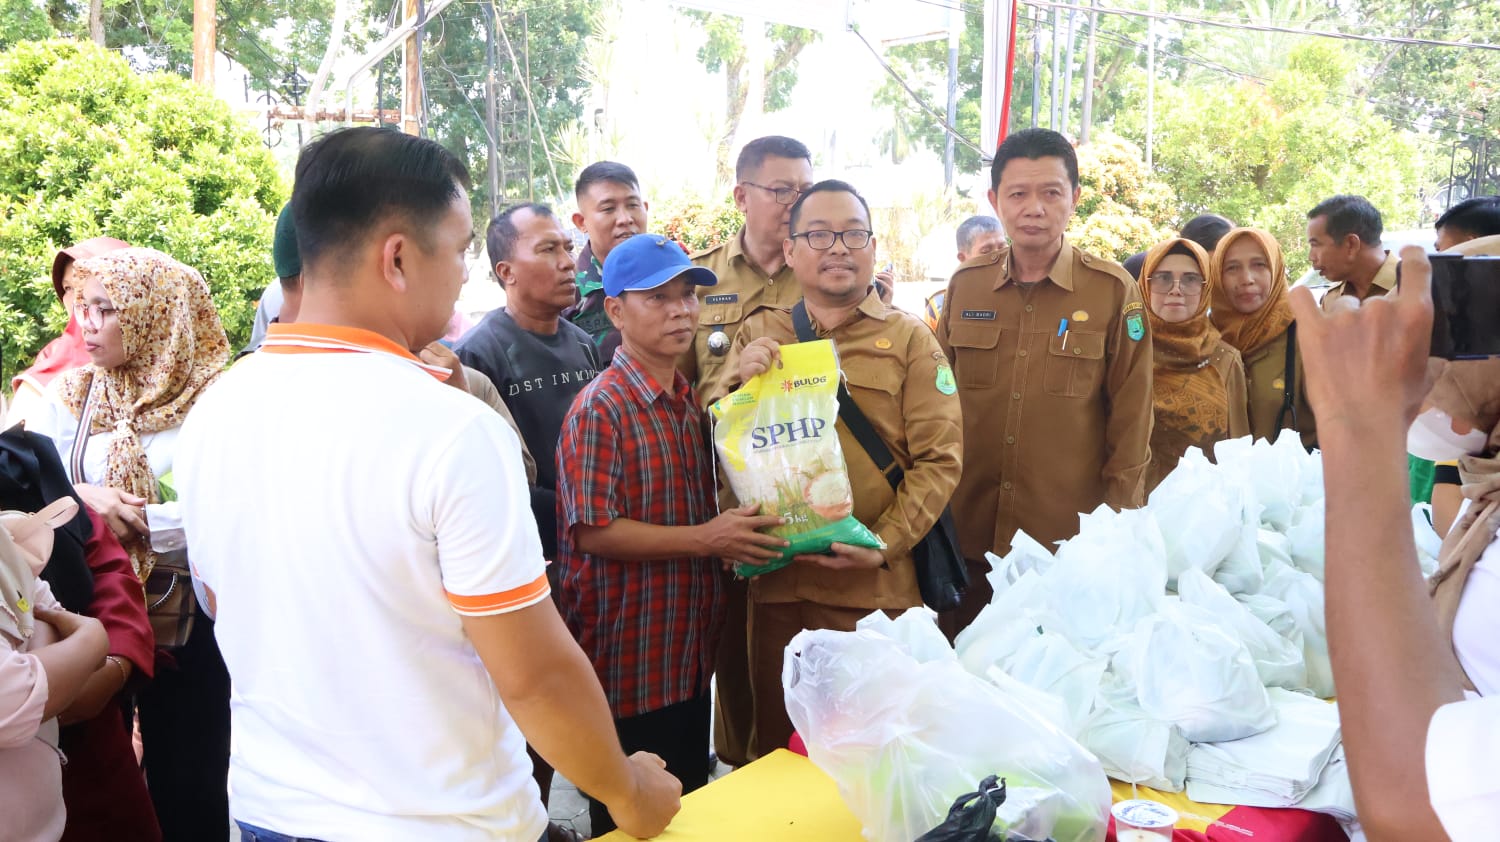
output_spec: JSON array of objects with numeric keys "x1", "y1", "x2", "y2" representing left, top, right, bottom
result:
[
  {"x1": 936, "y1": 363, "x2": 957, "y2": 395},
  {"x1": 1126, "y1": 312, "x2": 1146, "y2": 341},
  {"x1": 1123, "y1": 301, "x2": 1144, "y2": 315},
  {"x1": 704, "y1": 293, "x2": 739, "y2": 305},
  {"x1": 961, "y1": 309, "x2": 997, "y2": 321}
]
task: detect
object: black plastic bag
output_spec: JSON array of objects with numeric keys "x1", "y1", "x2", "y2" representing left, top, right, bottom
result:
[{"x1": 915, "y1": 776, "x2": 1007, "y2": 841}]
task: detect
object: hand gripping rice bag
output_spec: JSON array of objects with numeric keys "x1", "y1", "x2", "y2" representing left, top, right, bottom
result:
[{"x1": 709, "y1": 339, "x2": 885, "y2": 577}]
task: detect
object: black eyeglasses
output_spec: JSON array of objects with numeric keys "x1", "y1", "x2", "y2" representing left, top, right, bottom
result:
[
  {"x1": 791, "y1": 229, "x2": 874, "y2": 251},
  {"x1": 741, "y1": 182, "x2": 804, "y2": 205},
  {"x1": 1147, "y1": 272, "x2": 1206, "y2": 294}
]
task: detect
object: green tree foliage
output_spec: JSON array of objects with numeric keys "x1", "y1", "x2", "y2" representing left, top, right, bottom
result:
[
  {"x1": 1115, "y1": 41, "x2": 1423, "y2": 275},
  {"x1": 0, "y1": 0, "x2": 52, "y2": 49},
  {"x1": 682, "y1": 12, "x2": 818, "y2": 187},
  {"x1": 1068, "y1": 132, "x2": 1178, "y2": 262},
  {"x1": 0, "y1": 39, "x2": 284, "y2": 388}
]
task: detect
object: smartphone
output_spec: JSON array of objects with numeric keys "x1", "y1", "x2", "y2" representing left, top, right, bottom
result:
[{"x1": 1425, "y1": 254, "x2": 1500, "y2": 359}]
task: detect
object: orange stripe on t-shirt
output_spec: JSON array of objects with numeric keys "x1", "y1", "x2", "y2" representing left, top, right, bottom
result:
[{"x1": 446, "y1": 574, "x2": 551, "y2": 616}]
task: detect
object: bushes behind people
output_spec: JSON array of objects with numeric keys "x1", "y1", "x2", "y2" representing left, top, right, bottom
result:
[{"x1": 0, "y1": 39, "x2": 285, "y2": 388}]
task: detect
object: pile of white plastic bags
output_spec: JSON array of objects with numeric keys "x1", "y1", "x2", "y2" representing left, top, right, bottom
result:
[{"x1": 782, "y1": 432, "x2": 1365, "y2": 842}]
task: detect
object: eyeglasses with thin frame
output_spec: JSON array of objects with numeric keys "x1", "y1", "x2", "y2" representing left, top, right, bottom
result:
[
  {"x1": 791, "y1": 229, "x2": 874, "y2": 251},
  {"x1": 1146, "y1": 272, "x2": 1207, "y2": 295},
  {"x1": 73, "y1": 300, "x2": 119, "y2": 330},
  {"x1": 741, "y1": 182, "x2": 804, "y2": 205}
]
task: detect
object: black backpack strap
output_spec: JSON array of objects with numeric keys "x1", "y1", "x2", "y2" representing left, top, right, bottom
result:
[
  {"x1": 1275, "y1": 320, "x2": 1299, "y2": 433},
  {"x1": 791, "y1": 302, "x2": 904, "y2": 490}
]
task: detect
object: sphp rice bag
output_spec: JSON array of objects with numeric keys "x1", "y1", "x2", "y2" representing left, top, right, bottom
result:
[{"x1": 709, "y1": 339, "x2": 884, "y2": 577}]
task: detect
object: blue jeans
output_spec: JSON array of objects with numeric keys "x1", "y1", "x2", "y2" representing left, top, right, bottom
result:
[
  {"x1": 236, "y1": 823, "x2": 327, "y2": 842},
  {"x1": 236, "y1": 820, "x2": 548, "y2": 842}
]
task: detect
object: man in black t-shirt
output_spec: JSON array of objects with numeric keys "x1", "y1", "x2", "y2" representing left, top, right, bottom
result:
[{"x1": 457, "y1": 203, "x2": 600, "y2": 563}]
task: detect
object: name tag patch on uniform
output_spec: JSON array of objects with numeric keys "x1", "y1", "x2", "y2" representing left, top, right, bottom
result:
[
  {"x1": 936, "y1": 364, "x2": 957, "y2": 395},
  {"x1": 705, "y1": 293, "x2": 739, "y2": 305},
  {"x1": 1126, "y1": 312, "x2": 1146, "y2": 341},
  {"x1": 961, "y1": 309, "x2": 997, "y2": 321}
]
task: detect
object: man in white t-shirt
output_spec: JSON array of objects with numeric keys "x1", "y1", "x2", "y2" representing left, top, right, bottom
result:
[
  {"x1": 176, "y1": 126, "x2": 680, "y2": 842},
  {"x1": 1290, "y1": 246, "x2": 1499, "y2": 842}
]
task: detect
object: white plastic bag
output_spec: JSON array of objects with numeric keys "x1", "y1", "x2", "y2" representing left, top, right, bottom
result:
[
  {"x1": 857, "y1": 607, "x2": 954, "y2": 664},
  {"x1": 985, "y1": 530, "x2": 1056, "y2": 598},
  {"x1": 1044, "y1": 505, "x2": 1167, "y2": 651},
  {"x1": 1078, "y1": 676, "x2": 1190, "y2": 792},
  {"x1": 1261, "y1": 560, "x2": 1334, "y2": 698},
  {"x1": 1412, "y1": 503, "x2": 1443, "y2": 577},
  {"x1": 784, "y1": 628, "x2": 1111, "y2": 842},
  {"x1": 1001, "y1": 630, "x2": 1109, "y2": 734},
  {"x1": 1178, "y1": 569, "x2": 1307, "y2": 690},
  {"x1": 1145, "y1": 447, "x2": 1243, "y2": 585},
  {"x1": 1212, "y1": 524, "x2": 1267, "y2": 595},
  {"x1": 1115, "y1": 601, "x2": 1276, "y2": 743},
  {"x1": 1214, "y1": 433, "x2": 1304, "y2": 531},
  {"x1": 1286, "y1": 504, "x2": 1326, "y2": 583}
]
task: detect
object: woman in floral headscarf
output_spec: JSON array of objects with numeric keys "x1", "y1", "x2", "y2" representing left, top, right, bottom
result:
[
  {"x1": 1140, "y1": 237, "x2": 1250, "y2": 492},
  {"x1": 28, "y1": 246, "x2": 231, "y2": 842}
]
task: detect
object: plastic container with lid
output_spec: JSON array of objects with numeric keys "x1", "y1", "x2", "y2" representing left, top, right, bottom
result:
[{"x1": 1112, "y1": 799, "x2": 1178, "y2": 841}]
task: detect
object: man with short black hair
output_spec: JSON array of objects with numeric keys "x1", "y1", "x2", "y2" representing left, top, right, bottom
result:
[
  {"x1": 565, "y1": 161, "x2": 650, "y2": 363},
  {"x1": 177, "y1": 127, "x2": 679, "y2": 841},
  {"x1": 456, "y1": 203, "x2": 600, "y2": 567},
  {"x1": 691, "y1": 134, "x2": 815, "y2": 769},
  {"x1": 1307, "y1": 194, "x2": 1396, "y2": 310},
  {"x1": 1435, "y1": 195, "x2": 1500, "y2": 252},
  {"x1": 936, "y1": 127, "x2": 1154, "y2": 636},
  {"x1": 727, "y1": 180, "x2": 962, "y2": 757}
]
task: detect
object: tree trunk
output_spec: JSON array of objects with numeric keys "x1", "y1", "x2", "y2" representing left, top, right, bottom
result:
[
  {"x1": 717, "y1": 54, "x2": 747, "y2": 190},
  {"x1": 89, "y1": 0, "x2": 104, "y2": 45}
]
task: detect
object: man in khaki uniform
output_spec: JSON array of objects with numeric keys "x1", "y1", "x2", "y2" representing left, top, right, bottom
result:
[
  {"x1": 725, "y1": 180, "x2": 962, "y2": 757},
  {"x1": 936, "y1": 128, "x2": 1154, "y2": 635},
  {"x1": 688, "y1": 135, "x2": 814, "y2": 769},
  {"x1": 1307, "y1": 194, "x2": 1399, "y2": 311}
]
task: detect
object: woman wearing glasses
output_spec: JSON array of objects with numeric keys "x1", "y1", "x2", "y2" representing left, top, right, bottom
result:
[
  {"x1": 1140, "y1": 237, "x2": 1249, "y2": 492},
  {"x1": 28, "y1": 247, "x2": 232, "y2": 841},
  {"x1": 1209, "y1": 228, "x2": 1318, "y2": 450}
]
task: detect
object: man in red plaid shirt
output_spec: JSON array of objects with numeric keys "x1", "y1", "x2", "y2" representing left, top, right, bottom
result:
[{"x1": 554, "y1": 233, "x2": 789, "y2": 835}]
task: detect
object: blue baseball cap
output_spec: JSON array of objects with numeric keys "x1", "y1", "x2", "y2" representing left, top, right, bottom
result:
[{"x1": 602, "y1": 234, "x2": 717, "y2": 298}]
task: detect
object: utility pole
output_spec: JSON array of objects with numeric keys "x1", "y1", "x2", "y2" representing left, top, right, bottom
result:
[
  {"x1": 1080, "y1": 0, "x2": 1097, "y2": 143},
  {"x1": 944, "y1": 5, "x2": 959, "y2": 186},
  {"x1": 191, "y1": 0, "x2": 215, "y2": 89},
  {"x1": 1049, "y1": 6, "x2": 1061, "y2": 130},
  {"x1": 483, "y1": 3, "x2": 501, "y2": 216},
  {"x1": 1061, "y1": 6, "x2": 1077, "y2": 136},
  {"x1": 1030, "y1": 6, "x2": 1041, "y2": 128},
  {"x1": 1146, "y1": 0, "x2": 1156, "y2": 168},
  {"x1": 403, "y1": 0, "x2": 423, "y2": 136},
  {"x1": 980, "y1": 0, "x2": 1017, "y2": 156}
]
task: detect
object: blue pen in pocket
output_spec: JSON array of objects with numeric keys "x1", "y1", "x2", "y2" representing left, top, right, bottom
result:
[{"x1": 1058, "y1": 318, "x2": 1070, "y2": 351}]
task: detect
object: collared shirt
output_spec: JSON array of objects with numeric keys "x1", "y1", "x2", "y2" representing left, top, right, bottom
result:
[
  {"x1": 726, "y1": 289, "x2": 964, "y2": 609},
  {"x1": 178, "y1": 322, "x2": 549, "y2": 841},
  {"x1": 1320, "y1": 250, "x2": 1398, "y2": 311},
  {"x1": 936, "y1": 239, "x2": 1154, "y2": 558},
  {"x1": 688, "y1": 227, "x2": 801, "y2": 407},
  {"x1": 554, "y1": 347, "x2": 724, "y2": 719}
]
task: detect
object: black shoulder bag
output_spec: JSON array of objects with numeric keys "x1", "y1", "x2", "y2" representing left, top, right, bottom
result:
[
  {"x1": 790, "y1": 302, "x2": 968, "y2": 611},
  {"x1": 1274, "y1": 321, "x2": 1299, "y2": 434}
]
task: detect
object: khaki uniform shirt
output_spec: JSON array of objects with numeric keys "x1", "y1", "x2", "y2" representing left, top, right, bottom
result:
[
  {"x1": 1242, "y1": 329, "x2": 1317, "y2": 450},
  {"x1": 687, "y1": 228, "x2": 801, "y2": 408},
  {"x1": 1320, "y1": 250, "x2": 1398, "y2": 311},
  {"x1": 936, "y1": 240, "x2": 1154, "y2": 559},
  {"x1": 725, "y1": 290, "x2": 963, "y2": 610}
]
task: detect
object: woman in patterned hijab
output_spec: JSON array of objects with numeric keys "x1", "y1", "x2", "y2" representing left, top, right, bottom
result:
[{"x1": 54, "y1": 247, "x2": 230, "y2": 580}]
